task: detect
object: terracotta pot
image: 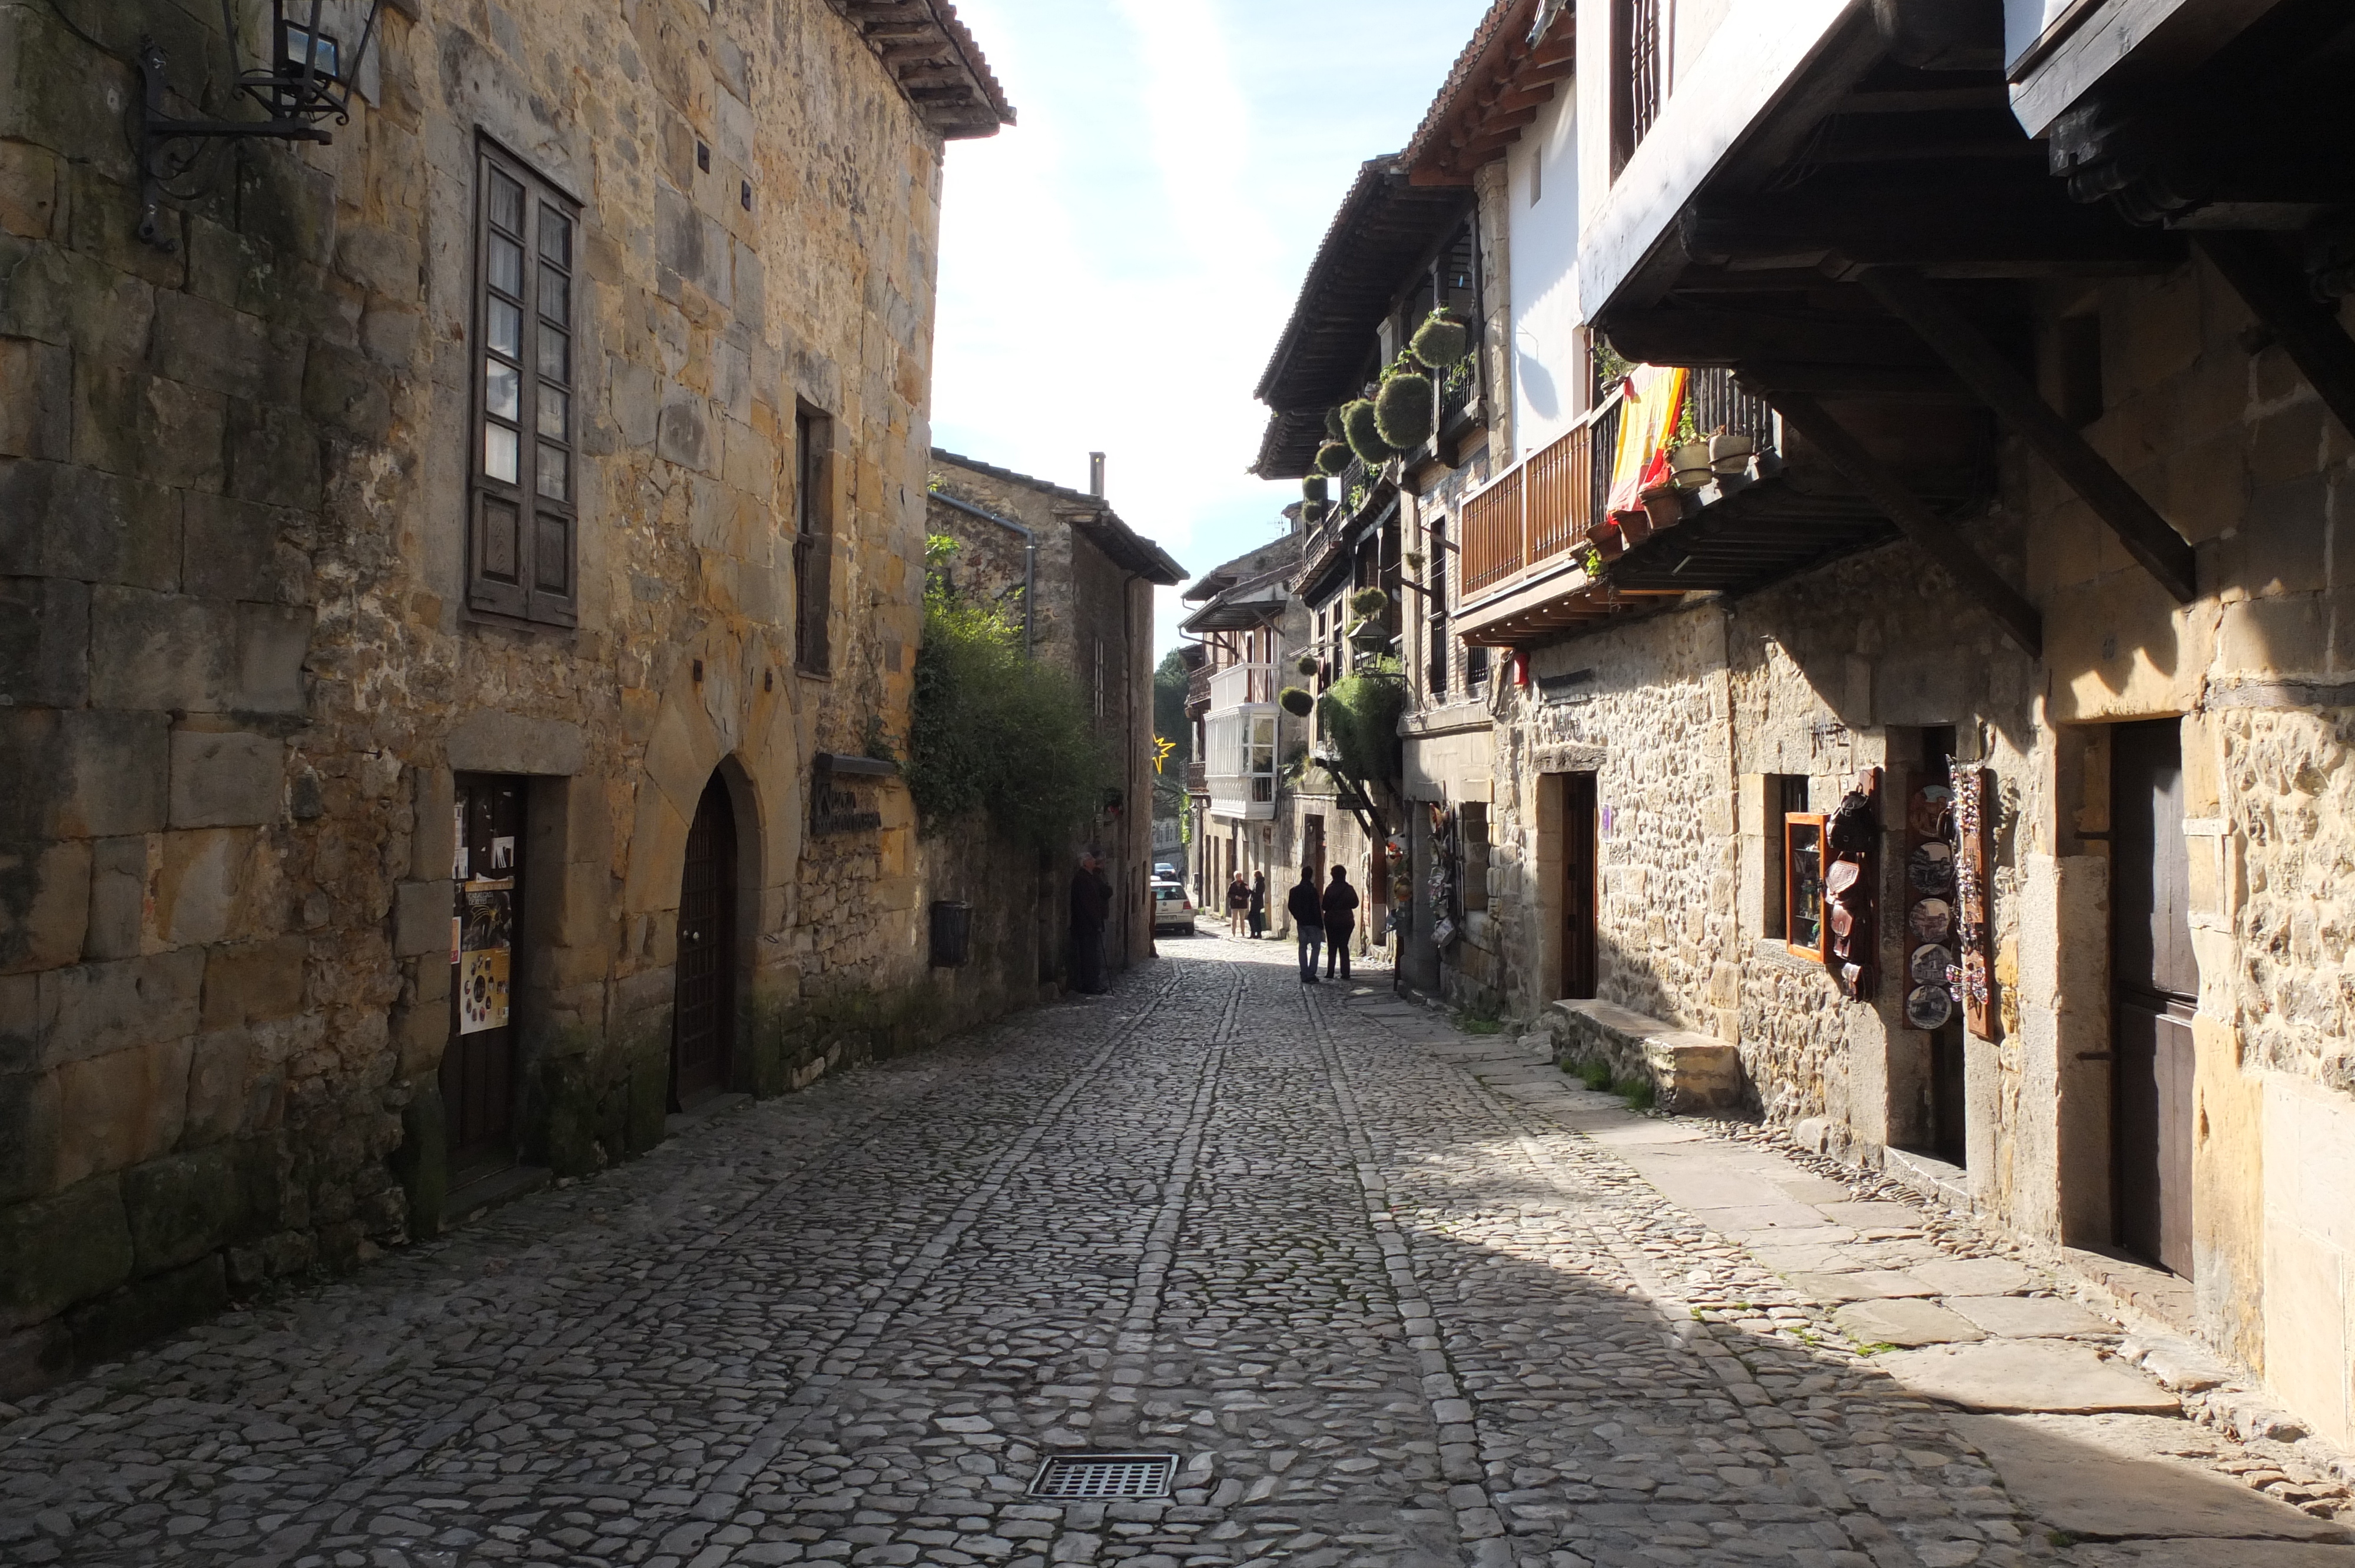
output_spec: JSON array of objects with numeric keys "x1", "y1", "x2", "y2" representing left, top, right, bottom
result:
[
  {"x1": 1709, "y1": 430, "x2": 1756, "y2": 476},
  {"x1": 1669, "y1": 440, "x2": 1713, "y2": 489},
  {"x1": 1640, "y1": 486, "x2": 1685, "y2": 531}
]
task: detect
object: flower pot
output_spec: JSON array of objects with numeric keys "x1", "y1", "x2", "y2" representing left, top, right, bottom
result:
[
  {"x1": 1709, "y1": 430, "x2": 1755, "y2": 476},
  {"x1": 1669, "y1": 440, "x2": 1713, "y2": 490},
  {"x1": 1640, "y1": 486, "x2": 1684, "y2": 531}
]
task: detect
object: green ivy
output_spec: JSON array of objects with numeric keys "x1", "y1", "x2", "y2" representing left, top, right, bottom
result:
[
  {"x1": 905, "y1": 565, "x2": 1112, "y2": 848},
  {"x1": 1317, "y1": 657, "x2": 1405, "y2": 791}
]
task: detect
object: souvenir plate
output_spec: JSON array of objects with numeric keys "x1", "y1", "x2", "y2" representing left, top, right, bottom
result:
[
  {"x1": 1909, "y1": 943, "x2": 1954, "y2": 985},
  {"x1": 1909, "y1": 785, "x2": 1953, "y2": 839},
  {"x1": 1905, "y1": 984, "x2": 1954, "y2": 1030},
  {"x1": 1908, "y1": 841, "x2": 1954, "y2": 893},
  {"x1": 1908, "y1": 897, "x2": 1953, "y2": 944}
]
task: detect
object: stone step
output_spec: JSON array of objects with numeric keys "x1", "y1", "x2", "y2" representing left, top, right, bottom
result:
[{"x1": 1541, "y1": 997, "x2": 1746, "y2": 1114}]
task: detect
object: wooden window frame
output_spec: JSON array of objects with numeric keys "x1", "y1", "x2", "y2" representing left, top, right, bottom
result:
[
  {"x1": 1610, "y1": 0, "x2": 1666, "y2": 179},
  {"x1": 469, "y1": 143, "x2": 580, "y2": 627},
  {"x1": 1762, "y1": 774, "x2": 1808, "y2": 938},
  {"x1": 793, "y1": 407, "x2": 832, "y2": 676},
  {"x1": 1785, "y1": 811, "x2": 1830, "y2": 965}
]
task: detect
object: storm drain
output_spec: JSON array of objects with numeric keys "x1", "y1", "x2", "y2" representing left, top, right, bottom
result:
[{"x1": 1027, "y1": 1452, "x2": 1179, "y2": 1500}]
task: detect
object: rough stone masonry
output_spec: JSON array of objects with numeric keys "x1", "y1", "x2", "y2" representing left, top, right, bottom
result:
[{"x1": 0, "y1": 0, "x2": 1011, "y2": 1394}]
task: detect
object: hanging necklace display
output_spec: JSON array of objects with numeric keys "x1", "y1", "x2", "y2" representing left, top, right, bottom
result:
[{"x1": 1951, "y1": 764, "x2": 1998, "y2": 1039}]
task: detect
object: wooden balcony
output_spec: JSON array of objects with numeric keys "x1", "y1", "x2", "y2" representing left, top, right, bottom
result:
[{"x1": 1457, "y1": 368, "x2": 1799, "y2": 647}]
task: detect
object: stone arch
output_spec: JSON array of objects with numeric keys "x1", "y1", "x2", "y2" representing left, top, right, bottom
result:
[{"x1": 621, "y1": 627, "x2": 811, "y2": 1040}]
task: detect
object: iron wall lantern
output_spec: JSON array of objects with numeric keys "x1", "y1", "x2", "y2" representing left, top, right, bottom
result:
[{"x1": 137, "y1": 0, "x2": 390, "y2": 249}]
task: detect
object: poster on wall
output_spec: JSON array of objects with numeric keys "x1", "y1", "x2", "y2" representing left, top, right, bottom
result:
[{"x1": 457, "y1": 878, "x2": 514, "y2": 1034}]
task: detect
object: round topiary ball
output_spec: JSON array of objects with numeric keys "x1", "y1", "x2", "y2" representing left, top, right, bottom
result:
[
  {"x1": 1278, "y1": 686, "x2": 1316, "y2": 717},
  {"x1": 1325, "y1": 406, "x2": 1347, "y2": 441},
  {"x1": 1411, "y1": 310, "x2": 1472, "y2": 368},
  {"x1": 1315, "y1": 441, "x2": 1352, "y2": 476},
  {"x1": 1302, "y1": 499, "x2": 1329, "y2": 524},
  {"x1": 1374, "y1": 371, "x2": 1435, "y2": 450},
  {"x1": 1351, "y1": 585, "x2": 1389, "y2": 617},
  {"x1": 1341, "y1": 400, "x2": 1392, "y2": 469},
  {"x1": 1302, "y1": 474, "x2": 1329, "y2": 503},
  {"x1": 1296, "y1": 653, "x2": 1319, "y2": 677}
]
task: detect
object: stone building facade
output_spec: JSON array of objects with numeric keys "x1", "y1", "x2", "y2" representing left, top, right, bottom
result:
[
  {"x1": 0, "y1": 0, "x2": 1010, "y2": 1394},
  {"x1": 923, "y1": 449, "x2": 1184, "y2": 979},
  {"x1": 1260, "y1": 0, "x2": 2355, "y2": 1451}
]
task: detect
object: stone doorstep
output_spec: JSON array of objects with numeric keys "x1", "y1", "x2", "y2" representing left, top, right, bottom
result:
[
  {"x1": 1543, "y1": 998, "x2": 1744, "y2": 1115},
  {"x1": 442, "y1": 1164, "x2": 552, "y2": 1232}
]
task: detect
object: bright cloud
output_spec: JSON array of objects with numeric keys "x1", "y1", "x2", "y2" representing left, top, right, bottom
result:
[{"x1": 930, "y1": 0, "x2": 1495, "y2": 657}]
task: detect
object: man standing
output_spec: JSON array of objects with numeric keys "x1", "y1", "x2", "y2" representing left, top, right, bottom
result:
[
  {"x1": 1322, "y1": 865, "x2": 1361, "y2": 981},
  {"x1": 1070, "y1": 849, "x2": 1111, "y2": 994},
  {"x1": 1286, "y1": 866, "x2": 1325, "y2": 984}
]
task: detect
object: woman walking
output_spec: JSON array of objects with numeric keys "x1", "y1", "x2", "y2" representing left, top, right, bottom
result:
[
  {"x1": 1248, "y1": 870, "x2": 1268, "y2": 939},
  {"x1": 1226, "y1": 872, "x2": 1251, "y2": 936}
]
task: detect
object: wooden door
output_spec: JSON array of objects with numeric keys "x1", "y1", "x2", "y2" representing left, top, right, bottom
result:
[
  {"x1": 1306, "y1": 815, "x2": 1326, "y2": 880},
  {"x1": 672, "y1": 775, "x2": 737, "y2": 1109},
  {"x1": 445, "y1": 776, "x2": 525, "y2": 1183},
  {"x1": 1562, "y1": 773, "x2": 1598, "y2": 999},
  {"x1": 2112, "y1": 720, "x2": 2197, "y2": 1277}
]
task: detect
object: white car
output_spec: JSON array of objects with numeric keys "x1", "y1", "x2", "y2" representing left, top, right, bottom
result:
[{"x1": 1150, "y1": 881, "x2": 1197, "y2": 935}]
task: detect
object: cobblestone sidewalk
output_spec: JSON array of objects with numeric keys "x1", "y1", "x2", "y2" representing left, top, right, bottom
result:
[{"x1": 1, "y1": 938, "x2": 2349, "y2": 1568}]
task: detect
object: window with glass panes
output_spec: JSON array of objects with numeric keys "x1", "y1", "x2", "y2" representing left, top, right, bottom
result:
[{"x1": 471, "y1": 149, "x2": 579, "y2": 625}]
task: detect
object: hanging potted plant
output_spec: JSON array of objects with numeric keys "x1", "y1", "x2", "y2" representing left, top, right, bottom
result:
[
  {"x1": 1303, "y1": 474, "x2": 1329, "y2": 504},
  {"x1": 1668, "y1": 403, "x2": 1711, "y2": 490},
  {"x1": 1411, "y1": 307, "x2": 1472, "y2": 370},
  {"x1": 1325, "y1": 406, "x2": 1347, "y2": 441},
  {"x1": 1315, "y1": 440, "x2": 1352, "y2": 476},
  {"x1": 1374, "y1": 361, "x2": 1436, "y2": 450},
  {"x1": 1295, "y1": 653, "x2": 1319, "y2": 677},
  {"x1": 1710, "y1": 426, "x2": 1756, "y2": 476},
  {"x1": 1351, "y1": 586, "x2": 1389, "y2": 617},
  {"x1": 1341, "y1": 399, "x2": 1393, "y2": 469},
  {"x1": 1302, "y1": 499, "x2": 1329, "y2": 524},
  {"x1": 1278, "y1": 686, "x2": 1316, "y2": 717}
]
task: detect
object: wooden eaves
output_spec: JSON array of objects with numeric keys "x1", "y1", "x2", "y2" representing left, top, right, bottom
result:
[{"x1": 832, "y1": 0, "x2": 1014, "y2": 140}]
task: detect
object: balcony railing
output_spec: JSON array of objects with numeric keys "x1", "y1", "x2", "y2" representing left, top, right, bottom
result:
[
  {"x1": 1185, "y1": 664, "x2": 1210, "y2": 711},
  {"x1": 1460, "y1": 367, "x2": 1772, "y2": 600},
  {"x1": 1208, "y1": 660, "x2": 1275, "y2": 709},
  {"x1": 1438, "y1": 348, "x2": 1480, "y2": 435},
  {"x1": 1205, "y1": 773, "x2": 1277, "y2": 820}
]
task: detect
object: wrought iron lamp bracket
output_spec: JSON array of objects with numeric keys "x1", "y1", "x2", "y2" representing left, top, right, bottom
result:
[{"x1": 135, "y1": 0, "x2": 384, "y2": 251}]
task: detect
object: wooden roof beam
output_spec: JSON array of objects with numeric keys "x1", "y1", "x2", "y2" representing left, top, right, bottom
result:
[
  {"x1": 1860, "y1": 267, "x2": 2197, "y2": 605},
  {"x1": 2194, "y1": 233, "x2": 2355, "y2": 444},
  {"x1": 1766, "y1": 388, "x2": 2041, "y2": 657}
]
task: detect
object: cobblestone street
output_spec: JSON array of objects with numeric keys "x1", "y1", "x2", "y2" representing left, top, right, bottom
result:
[{"x1": 4, "y1": 938, "x2": 2350, "y2": 1568}]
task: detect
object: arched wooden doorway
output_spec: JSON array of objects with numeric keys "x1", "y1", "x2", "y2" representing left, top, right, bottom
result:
[{"x1": 671, "y1": 773, "x2": 737, "y2": 1109}]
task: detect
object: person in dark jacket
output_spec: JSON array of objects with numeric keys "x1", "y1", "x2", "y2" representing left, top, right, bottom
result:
[
  {"x1": 1321, "y1": 865, "x2": 1361, "y2": 979},
  {"x1": 1248, "y1": 870, "x2": 1267, "y2": 938},
  {"x1": 1286, "y1": 868, "x2": 1325, "y2": 982},
  {"x1": 1070, "y1": 850, "x2": 1111, "y2": 994}
]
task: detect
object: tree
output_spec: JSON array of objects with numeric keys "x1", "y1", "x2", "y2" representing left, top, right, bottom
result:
[{"x1": 1150, "y1": 648, "x2": 1193, "y2": 820}]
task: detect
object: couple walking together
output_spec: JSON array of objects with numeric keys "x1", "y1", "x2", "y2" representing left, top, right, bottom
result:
[{"x1": 1287, "y1": 865, "x2": 1359, "y2": 984}]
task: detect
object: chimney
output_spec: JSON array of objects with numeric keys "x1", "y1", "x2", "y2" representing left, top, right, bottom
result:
[{"x1": 1087, "y1": 451, "x2": 1106, "y2": 498}]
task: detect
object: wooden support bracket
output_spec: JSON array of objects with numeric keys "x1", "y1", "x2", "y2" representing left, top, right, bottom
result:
[
  {"x1": 1860, "y1": 267, "x2": 2198, "y2": 605},
  {"x1": 1766, "y1": 388, "x2": 2044, "y2": 659},
  {"x1": 2194, "y1": 232, "x2": 2355, "y2": 446}
]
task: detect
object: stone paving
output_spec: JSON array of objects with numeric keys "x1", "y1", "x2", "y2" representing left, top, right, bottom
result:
[{"x1": 2, "y1": 932, "x2": 2351, "y2": 1568}]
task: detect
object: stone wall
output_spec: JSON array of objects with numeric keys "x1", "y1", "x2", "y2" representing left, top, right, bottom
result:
[{"x1": 0, "y1": 0, "x2": 986, "y2": 1394}]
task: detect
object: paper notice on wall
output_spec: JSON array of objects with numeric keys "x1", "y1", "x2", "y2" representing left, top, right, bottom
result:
[{"x1": 457, "y1": 880, "x2": 515, "y2": 1034}]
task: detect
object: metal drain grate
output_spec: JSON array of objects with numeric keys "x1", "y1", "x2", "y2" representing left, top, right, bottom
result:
[{"x1": 1027, "y1": 1452, "x2": 1179, "y2": 1500}]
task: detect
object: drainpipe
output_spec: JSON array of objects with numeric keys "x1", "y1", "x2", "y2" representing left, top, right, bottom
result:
[{"x1": 930, "y1": 490, "x2": 1036, "y2": 657}]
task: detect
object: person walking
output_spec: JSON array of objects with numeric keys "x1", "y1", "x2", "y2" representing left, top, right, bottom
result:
[
  {"x1": 1286, "y1": 867, "x2": 1325, "y2": 983},
  {"x1": 1247, "y1": 870, "x2": 1267, "y2": 939},
  {"x1": 1070, "y1": 850, "x2": 1111, "y2": 994},
  {"x1": 1322, "y1": 864, "x2": 1361, "y2": 981},
  {"x1": 1225, "y1": 872, "x2": 1251, "y2": 936}
]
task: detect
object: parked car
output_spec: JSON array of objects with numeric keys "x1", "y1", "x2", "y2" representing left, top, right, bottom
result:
[
  {"x1": 1153, "y1": 861, "x2": 1181, "y2": 881},
  {"x1": 1150, "y1": 880, "x2": 1196, "y2": 935}
]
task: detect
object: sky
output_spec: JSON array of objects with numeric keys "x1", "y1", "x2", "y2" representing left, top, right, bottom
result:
[{"x1": 928, "y1": 0, "x2": 1497, "y2": 662}]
